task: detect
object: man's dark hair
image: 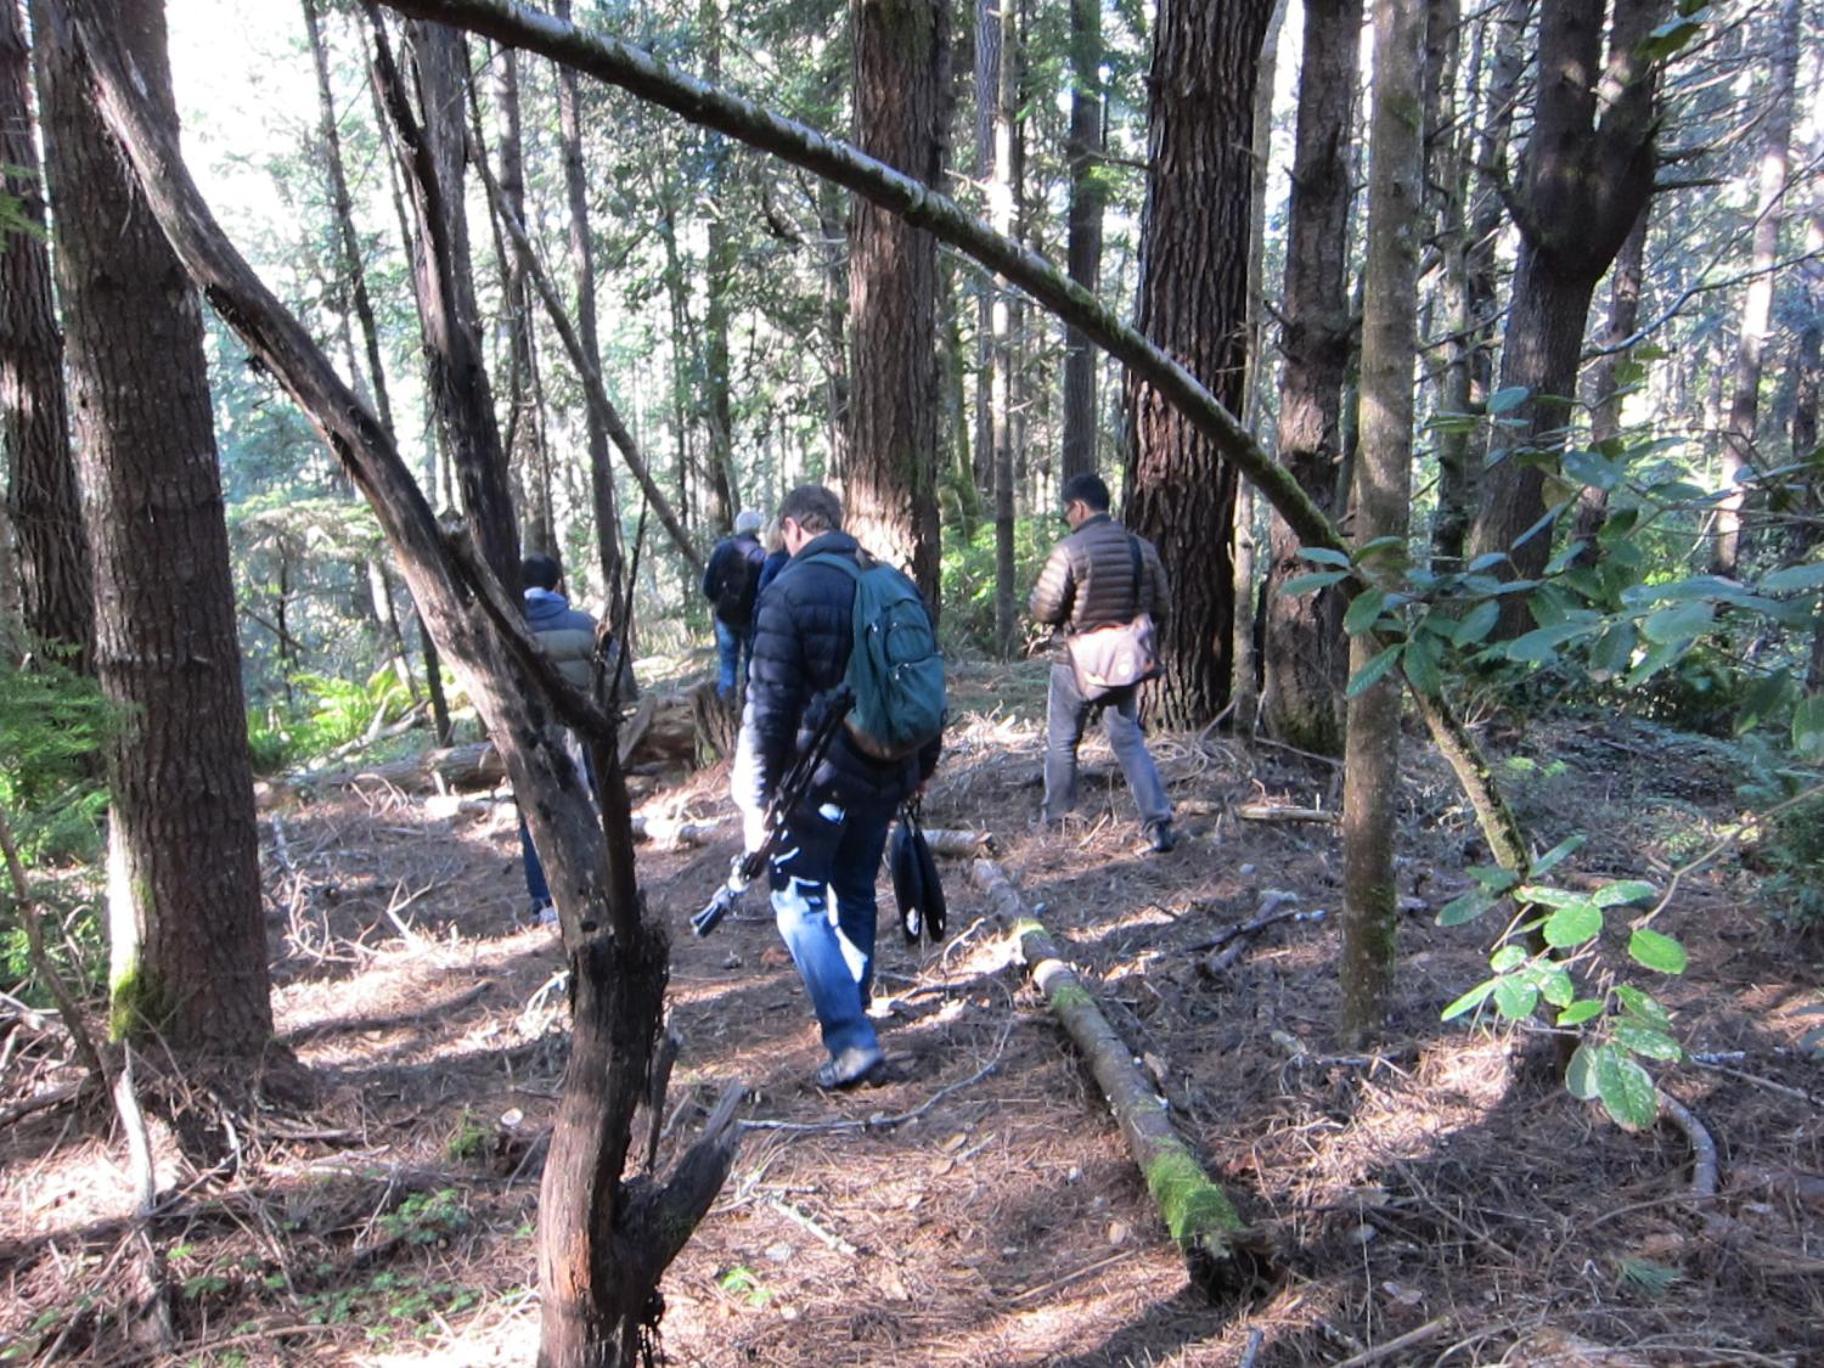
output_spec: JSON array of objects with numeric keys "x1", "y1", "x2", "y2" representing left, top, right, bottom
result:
[
  {"x1": 1060, "y1": 472, "x2": 1111, "y2": 513},
  {"x1": 779, "y1": 483, "x2": 844, "y2": 536},
  {"x1": 522, "y1": 553, "x2": 562, "y2": 591}
]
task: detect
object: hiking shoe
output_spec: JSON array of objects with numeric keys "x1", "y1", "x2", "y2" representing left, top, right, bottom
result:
[
  {"x1": 526, "y1": 899, "x2": 557, "y2": 928},
  {"x1": 813, "y1": 1044, "x2": 884, "y2": 1090},
  {"x1": 1145, "y1": 822, "x2": 1178, "y2": 855}
]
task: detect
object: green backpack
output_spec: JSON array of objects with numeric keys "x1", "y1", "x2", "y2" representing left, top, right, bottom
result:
[{"x1": 805, "y1": 552, "x2": 946, "y2": 761}]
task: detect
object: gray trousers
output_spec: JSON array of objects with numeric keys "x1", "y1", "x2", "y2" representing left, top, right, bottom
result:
[{"x1": 1042, "y1": 661, "x2": 1172, "y2": 830}]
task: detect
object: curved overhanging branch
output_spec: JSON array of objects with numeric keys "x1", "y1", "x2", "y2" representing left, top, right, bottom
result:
[
  {"x1": 379, "y1": 0, "x2": 1534, "y2": 879},
  {"x1": 379, "y1": 0, "x2": 1341, "y2": 554}
]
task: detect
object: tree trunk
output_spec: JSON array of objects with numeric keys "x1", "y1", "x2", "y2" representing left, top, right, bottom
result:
[
  {"x1": 1229, "y1": 0, "x2": 1286, "y2": 734},
  {"x1": 1262, "y1": 0, "x2": 1360, "y2": 756},
  {"x1": 1466, "y1": 0, "x2": 1664, "y2": 636},
  {"x1": 378, "y1": 16, "x2": 520, "y2": 587},
  {"x1": 1058, "y1": 0, "x2": 1103, "y2": 483},
  {"x1": 62, "y1": 11, "x2": 751, "y2": 1360},
  {"x1": 1713, "y1": 0, "x2": 1799, "y2": 578},
  {"x1": 34, "y1": 0, "x2": 271, "y2": 1057},
  {"x1": 552, "y1": 0, "x2": 623, "y2": 604},
  {"x1": 1123, "y1": 0, "x2": 1276, "y2": 728},
  {"x1": 700, "y1": 0, "x2": 740, "y2": 535},
  {"x1": 1434, "y1": 0, "x2": 1523, "y2": 568},
  {"x1": 1, "y1": 0, "x2": 92, "y2": 668},
  {"x1": 816, "y1": 171, "x2": 851, "y2": 479},
  {"x1": 1574, "y1": 205, "x2": 1649, "y2": 549},
  {"x1": 1342, "y1": 0, "x2": 1425, "y2": 1047},
  {"x1": 975, "y1": 0, "x2": 1014, "y2": 654},
  {"x1": 845, "y1": 0, "x2": 948, "y2": 606},
  {"x1": 490, "y1": 45, "x2": 555, "y2": 558}
]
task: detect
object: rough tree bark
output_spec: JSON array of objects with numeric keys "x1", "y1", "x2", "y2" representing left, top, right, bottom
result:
[
  {"x1": 700, "y1": 0, "x2": 740, "y2": 535},
  {"x1": 1058, "y1": 0, "x2": 1102, "y2": 483},
  {"x1": 1261, "y1": 0, "x2": 1360, "y2": 756},
  {"x1": 33, "y1": 0, "x2": 271, "y2": 1057},
  {"x1": 60, "y1": 10, "x2": 746, "y2": 1363},
  {"x1": 1433, "y1": 0, "x2": 1524, "y2": 568},
  {"x1": 846, "y1": 0, "x2": 948, "y2": 606},
  {"x1": 1, "y1": 0, "x2": 92, "y2": 667},
  {"x1": 1343, "y1": 0, "x2": 1425, "y2": 1046},
  {"x1": 1123, "y1": 0, "x2": 1277, "y2": 727},
  {"x1": 1713, "y1": 0, "x2": 1800, "y2": 578},
  {"x1": 490, "y1": 43, "x2": 556, "y2": 556},
  {"x1": 371, "y1": 0, "x2": 1537, "y2": 883},
  {"x1": 1466, "y1": 0, "x2": 1665, "y2": 635},
  {"x1": 378, "y1": 16, "x2": 521, "y2": 586},
  {"x1": 552, "y1": 0, "x2": 624, "y2": 602},
  {"x1": 1573, "y1": 205, "x2": 1649, "y2": 550}
]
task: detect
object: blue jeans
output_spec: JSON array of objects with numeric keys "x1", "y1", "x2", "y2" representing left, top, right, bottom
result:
[
  {"x1": 769, "y1": 792, "x2": 896, "y2": 1058},
  {"x1": 1043, "y1": 661, "x2": 1172, "y2": 831},
  {"x1": 714, "y1": 618, "x2": 751, "y2": 699}
]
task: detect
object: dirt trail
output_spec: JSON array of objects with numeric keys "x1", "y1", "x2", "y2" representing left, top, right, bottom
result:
[{"x1": 3, "y1": 664, "x2": 1820, "y2": 1365}]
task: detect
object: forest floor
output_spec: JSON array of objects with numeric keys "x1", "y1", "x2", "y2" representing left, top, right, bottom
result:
[{"x1": 3, "y1": 659, "x2": 1822, "y2": 1366}]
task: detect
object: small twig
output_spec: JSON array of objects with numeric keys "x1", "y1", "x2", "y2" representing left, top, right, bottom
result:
[
  {"x1": 1687, "y1": 1056, "x2": 1822, "y2": 1106},
  {"x1": 767, "y1": 1196, "x2": 858, "y2": 1255},
  {"x1": 1248, "y1": 734, "x2": 1344, "y2": 767},
  {"x1": 0, "y1": 1082, "x2": 83, "y2": 1129},
  {"x1": 646, "y1": 1018, "x2": 684, "y2": 1172},
  {"x1": 1008, "y1": 1248, "x2": 1144, "y2": 1307},
  {"x1": 1329, "y1": 1318, "x2": 1449, "y2": 1367},
  {"x1": 1238, "y1": 1327, "x2": 1266, "y2": 1368}
]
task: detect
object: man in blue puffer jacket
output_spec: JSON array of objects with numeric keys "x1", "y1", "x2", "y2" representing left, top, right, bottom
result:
[
  {"x1": 731, "y1": 484, "x2": 941, "y2": 1089},
  {"x1": 518, "y1": 553, "x2": 634, "y2": 925}
]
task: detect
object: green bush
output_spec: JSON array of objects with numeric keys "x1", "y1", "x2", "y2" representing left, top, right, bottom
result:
[
  {"x1": 246, "y1": 666, "x2": 415, "y2": 774},
  {"x1": 939, "y1": 516, "x2": 1056, "y2": 656}
]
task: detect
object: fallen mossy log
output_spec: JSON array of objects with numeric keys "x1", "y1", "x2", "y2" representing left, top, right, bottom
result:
[{"x1": 971, "y1": 859, "x2": 1271, "y2": 1299}]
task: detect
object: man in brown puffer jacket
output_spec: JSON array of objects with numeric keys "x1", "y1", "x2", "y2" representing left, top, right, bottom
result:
[{"x1": 1028, "y1": 473, "x2": 1176, "y2": 853}]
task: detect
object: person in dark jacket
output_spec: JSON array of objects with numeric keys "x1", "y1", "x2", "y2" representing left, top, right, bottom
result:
[
  {"x1": 731, "y1": 484, "x2": 940, "y2": 1089},
  {"x1": 750, "y1": 520, "x2": 790, "y2": 638},
  {"x1": 518, "y1": 553, "x2": 631, "y2": 924},
  {"x1": 703, "y1": 509, "x2": 767, "y2": 700},
  {"x1": 1029, "y1": 472, "x2": 1177, "y2": 853}
]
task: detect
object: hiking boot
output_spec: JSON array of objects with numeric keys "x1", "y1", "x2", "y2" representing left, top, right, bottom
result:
[
  {"x1": 524, "y1": 899, "x2": 557, "y2": 928},
  {"x1": 1145, "y1": 822, "x2": 1178, "y2": 855},
  {"x1": 813, "y1": 1044, "x2": 884, "y2": 1090}
]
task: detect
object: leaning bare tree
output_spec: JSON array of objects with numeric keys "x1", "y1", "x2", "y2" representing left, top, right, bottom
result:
[{"x1": 58, "y1": 5, "x2": 742, "y2": 1364}]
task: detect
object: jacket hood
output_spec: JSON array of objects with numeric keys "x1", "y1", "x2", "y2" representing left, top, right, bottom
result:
[
  {"x1": 792, "y1": 530, "x2": 860, "y2": 561},
  {"x1": 523, "y1": 587, "x2": 574, "y2": 624}
]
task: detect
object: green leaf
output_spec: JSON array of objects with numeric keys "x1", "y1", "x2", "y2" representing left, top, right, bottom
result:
[
  {"x1": 1300, "y1": 547, "x2": 1353, "y2": 568},
  {"x1": 1343, "y1": 587, "x2": 1388, "y2": 635},
  {"x1": 1638, "y1": 16, "x2": 1702, "y2": 63},
  {"x1": 1469, "y1": 865, "x2": 1522, "y2": 894},
  {"x1": 1487, "y1": 385, "x2": 1530, "y2": 416},
  {"x1": 1354, "y1": 535, "x2": 1408, "y2": 564},
  {"x1": 1557, "y1": 999, "x2": 1606, "y2": 1027},
  {"x1": 1614, "y1": 1021, "x2": 1683, "y2": 1062},
  {"x1": 1441, "y1": 978, "x2": 1497, "y2": 1021},
  {"x1": 1794, "y1": 695, "x2": 1824, "y2": 760},
  {"x1": 1465, "y1": 552, "x2": 1509, "y2": 574},
  {"x1": 1489, "y1": 944, "x2": 1528, "y2": 973},
  {"x1": 1539, "y1": 969, "x2": 1576, "y2": 1008},
  {"x1": 1593, "y1": 881, "x2": 1658, "y2": 908},
  {"x1": 1493, "y1": 977, "x2": 1540, "y2": 1021},
  {"x1": 1562, "y1": 448, "x2": 1622, "y2": 492},
  {"x1": 1615, "y1": 984, "x2": 1671, "y2": 1028},
  {"x1": 1346, "y1": 643, "x2": 1403, "y2": 698},
  {"x1": 1507, "y1": 621, "x2": 1594, "y2": 663},
  {"x1": 1282, "y1": 571, "x2": 1349, "y2": 595},
  {"x1": 1453, "y1": 600, "x2": 1500, "y2": 646},
  {"x1": 1532, "y1": 834, "x2": 1587, "y2": 877},
  {"x1": 1626, "y1": 639, "x2": 1686, "y2": 688},
  {"x1": 1566, "y1": 1042, "x2": 1602, "y2": 1100},
  {"x1": 1516, "y1": 884, "x2": 1582, "y2": 908},
  {"x1": 1588, "y1": 625, "x2": 1637, "y2": 680},
  {"x1": 1760, "y1": 561, "x2": 1824, "y2": 594},
  {"x1": 1437, "y1": 888, "x2": 1496, "y2": 927},
  {"x1": 1627, "y1": 927, "x2": 1688, "y2": 974},
  {"x1": 1640, "y1": 600, "x2": 1715, "y2": 645},
  {"x1": 1543, "y1": 900, "x2": 1604, "y2": 949},
  {"x1": 1403, "y1": 631, "x2": 1443, "y2": 695},
  {"x1": 1595, "y1": 1049, "x2": 1659, "y2": 1131}
]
